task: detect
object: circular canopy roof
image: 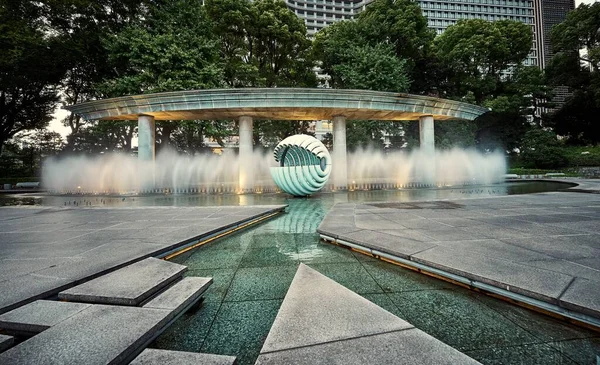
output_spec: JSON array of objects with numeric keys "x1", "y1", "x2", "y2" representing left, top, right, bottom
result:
[{"x1": 65, "y1": 88, "x2": 488, "y2": 122}]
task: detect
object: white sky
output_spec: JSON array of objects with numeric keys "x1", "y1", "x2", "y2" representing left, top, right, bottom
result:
[{"x1": 48, "y1": 0, "x2": 599, "y2": 138}]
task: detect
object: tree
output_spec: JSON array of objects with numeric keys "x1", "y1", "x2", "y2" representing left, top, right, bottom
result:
[
  {"x1": 252, "y1": 0, "x2": 316, "y2": 87},
  {"x1": 100, "y1": 0, "x2": 223, "y2": 96},
  {"x1": 520, "y1": 128, "x2": 568, "y2": 169},
  {"x1": 205, "y1": 0, "x2": 260, "y2": 87},
  {"x1": 314, "y1": 27, "x2": 410, "y2": 92},
  {"x1": 70, "y1": 121, "x2": 137, "y2": 154},
  {"x1": 313, "y1": 19, "x2": 410, "y2": 150},
  {"x1": 550, "y1": 3, "x2": 600, "y2": 74},
  {"x1": 0, "y1": 1, "x2": 67, "y2": 154},
  {"x1": 433, "y1": 19, "x2": 539, "y2": 151},
  {"x1": 546, "y1": 3, "x2": 600, "y2": 145},
  {"x1": 206, "y1": 0, "x2": 316, "y2": 87},
  {"x1": 45, "y1": 0, "x2": 150, "y2": 149},
  {"x1": 434, "y1": 19, "x2": 533, "y2": 104},
  {"x1": 171, "y1": 120, "x2": 235, "y2": 153},
  {"x1": 253, "y1": 120, "x2": 315, "y2": 147},
  {"x1": 356, "y1": 0, "x2": 436, "y2": 93}
]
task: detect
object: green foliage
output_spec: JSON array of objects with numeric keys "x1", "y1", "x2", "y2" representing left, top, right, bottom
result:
[
  {"x1": 561, "y1": 145, "x2": 600, "y2": 167},
  {"x1": 330, "y1": 43, "x2": 410, "y2": 92},
  {"x1": 170, "y1": 120, "x2": 235, "y2": 153},
  {"x1": 0, "y1": 1, "x2": 68, "y2": 153},
  {"x1": 100, "y1": 0, "x2": 223, "y2": 96},
  {"x1": 345, "y1": 120, "x2": 402, "y2": 151},
  {"x1": 0, "y1": 129, "x2": 64, "y2": 177},
  {"x1": 205, "y1": 0, "x2": 259, "y2": 87},
  {"x1": 254, "y1": 121, "x2": 315, "y2": 147},
  {"x1": 546, "y1": 3, "x2": 600, "y2": 145},
  {"x1": 519, "y1": 129, "x2": 568, "y2": 169},
  {"x1": 356, "y1": 0, "x2": 435, "y2": 92},
  {"x1": 206, "y1": 0, "x2": 316, "y2": 88},
  {"x1": 434, "y1": 121, "x2": 477, "y2": 149},
  {"x1": 70, "y1": 121, "x2": 136, "y2": 153},
  {"x1": 252, "y1": 0, "x2": 316, "y2": 87},
  {"x1": 434, "y1": 19, "x2": 533, "y2": 104},
  {"x1": 45, "y1": 0, "x2": 151, "y2": 149}
]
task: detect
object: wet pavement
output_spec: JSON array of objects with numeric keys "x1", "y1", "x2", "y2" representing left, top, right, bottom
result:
[{"x1": 154, "y1": 197, "x2": 600, "y2": 365}]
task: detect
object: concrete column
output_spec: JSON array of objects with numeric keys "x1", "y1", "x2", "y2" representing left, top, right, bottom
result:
[
  {"x1": 138, "y1": 115, "x2": 156, "y2": 161},
  {"x1": 332, "y1": 115, "x2": 348, "y2": 190},
  {"x1": 238, "y1": 116, "x2": 254, "y2": 192},
  {"x1": 419, "y1": 115, "x2": 435, "y2": 155}
]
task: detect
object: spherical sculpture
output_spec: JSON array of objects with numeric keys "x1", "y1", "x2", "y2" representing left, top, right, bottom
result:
[{"x1": 270, "y1": 134, "x2": 332, "y2": 196}]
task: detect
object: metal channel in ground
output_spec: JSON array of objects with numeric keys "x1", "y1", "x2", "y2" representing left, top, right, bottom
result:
[
  {"x1": 160, "y1": 208, "x2": 285, "y2": 261},
  {"x1": 320, "y1": 234, "x2": 600, "y2": 332}
]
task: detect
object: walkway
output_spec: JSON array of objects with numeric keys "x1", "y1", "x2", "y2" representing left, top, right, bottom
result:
[
  {"x1": 318, "y1": 182, "x2": 600, "y2": 328},
  {"x1": 0, "y1": 205, "x2": 285, "y2": 314}
]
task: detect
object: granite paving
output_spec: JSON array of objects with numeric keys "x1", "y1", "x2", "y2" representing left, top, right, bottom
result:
[
  {"x1": 130, "y1": 348, "x2": 236, "y2": 365},
  {"x1": 0, "y1": 205, "x2": 285, "y2": 314},
  {"x1": 0, "y1": 300, "x2": 91, "y2": 335},
  {"x1": 153, "y1": 196, "x2": 600, "y2": 365},
  {"x1": 318, "y1": 191, "x2": 600, "y2": 323},
  {"x1": 0, "y1": 334, "x2": 13, "y2": 352},
  {"x1": 0, "y1": 304, "x2": 171, "y2": 365},
  {"x1": 255, "y1": 264, "x2": 481, "y2": 364},
  {"x1": 143, "y1": 277, "x2": 212, "y2": 312},
  {"x1": 58, "y1": 258, "x2": 187, "y2": 306}
]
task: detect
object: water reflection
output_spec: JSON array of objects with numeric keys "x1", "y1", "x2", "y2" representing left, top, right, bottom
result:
[{"x1": 0, "y1": 181, "x2": 573, "y2": 208}]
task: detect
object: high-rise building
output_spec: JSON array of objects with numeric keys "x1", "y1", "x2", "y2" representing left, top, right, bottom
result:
[
  {"x1": 534, "y1": 0, "x2": 575, "y2": 108},
  {"x1": 288, "y1": 0, "x2": 542, "y2": 66},
  {"x1": 285, "y1": 0, "x2": 363, "y2": 37},
  {"x1": 534, "y1": 0, "x2": 575, "y2": 70}
]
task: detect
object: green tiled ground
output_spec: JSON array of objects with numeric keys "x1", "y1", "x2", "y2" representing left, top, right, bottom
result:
[{"x1": 154, "y1": 198, "x2": 600, "y2": 365}]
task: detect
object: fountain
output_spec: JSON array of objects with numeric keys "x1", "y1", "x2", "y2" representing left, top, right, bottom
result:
[{"x1": 42, "y1": 145, "x2": 505, "y2": 195}]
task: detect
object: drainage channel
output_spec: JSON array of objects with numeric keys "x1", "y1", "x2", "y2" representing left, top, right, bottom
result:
[{"x1": 321, "y1": 234, "x2": 600, "y2": 333}]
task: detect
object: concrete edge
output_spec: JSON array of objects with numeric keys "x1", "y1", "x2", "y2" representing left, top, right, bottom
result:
[
  {"x1": 320, "y1": 233, "x2": 600, "y2": 331},
  {"x1": 0, "y1": 205, "x2": 286, "y2": 315}
]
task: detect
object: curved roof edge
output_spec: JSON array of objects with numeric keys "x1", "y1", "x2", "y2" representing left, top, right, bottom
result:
[{"x1": 65, "y1": 88, "x2": 489, "y2": 122}]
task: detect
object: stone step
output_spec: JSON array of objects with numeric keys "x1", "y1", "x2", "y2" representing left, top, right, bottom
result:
[
  {"x1": 0, "y1": 300, "x2": 91, "y2": 336},
  {"x1": 58, "y1": 258, "x2": 187, "y2": 306},
  {"x1": 129, "y1": 349, "x2": 235, "y2": 365},
  {"x1": 0, "y1": 334, "x2": 14, "y2": 353},
  {"x1": 255, "y1": 264, "x2": 481, "y2": 365},
  {"x1": 0, "y1": 305, "x2": 170, "y2": 365},
  {"x1": 143, "y1": 277, "x2": 212, "y2": 313}
]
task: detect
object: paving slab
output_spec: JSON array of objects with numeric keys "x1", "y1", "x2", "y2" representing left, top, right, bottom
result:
[
  {"x1": 318, "y1": 191, "x2": 600, "y2": 324},
  {"x1": 338, "y1": 230, "x2": 436, "y2": 259},
  {"x1": 255, "y1": 328, "x2": 481, "y2": 365},
  {"x1": 0, "y1": 334, "x2": 13, "y2": 352},
  {"x1": 411, "y1": 246, "x2": 574, "y2": 302},
  {"x1": 559, "y1": 278, "x2": 600, "y2": 318},
  {"x1": 143, "y1": 277, "x2": 212, "y2": 312},
  {"x1": 130, "y1": 349, "x2": 236, "y2": 365},
  {"x1": 0, "y1": 304, "x2": 170, "y2": 365},
  {"x1": 59, "y1": 258, "x2": 186, "y2": 306},
  {"x1": 256, "y1": 264, "x2": 480, "y2": 364},
  {"x1": 0, "y1": 300, "x2": 91, "y2": 335},
  {"x1": 260, "y1": 264, "x2": 413, "y2": 353},
  {"x1": 0, "y1": 205, "x2": 285, "y2": 314}
]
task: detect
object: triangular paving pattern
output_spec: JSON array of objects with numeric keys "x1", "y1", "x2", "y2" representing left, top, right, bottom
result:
[{"x1": 256, "y1": 263, "x2": 481, "y2": 365}]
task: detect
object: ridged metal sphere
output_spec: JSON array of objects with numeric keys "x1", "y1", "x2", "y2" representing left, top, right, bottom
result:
[{"x1": 270, "y1": 134, "x2": 332, "y2": 196}]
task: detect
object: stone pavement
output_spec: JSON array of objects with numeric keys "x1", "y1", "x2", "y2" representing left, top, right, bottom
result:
[
  {"x1": 0, "y1": 205, "x2": 285, "y2": 314},
  {"x1": 0, "y1": 258, "x2": 216, "y2": 364},
  {"x1": 255, "y1": 264, "x2": 481, "y2": 364},
  {"x1": 130, "y1": 349, "x2": 236, "y2": 365},
  {"x1": 318, "y1": 190, "x2": 600, "y2": 326}
]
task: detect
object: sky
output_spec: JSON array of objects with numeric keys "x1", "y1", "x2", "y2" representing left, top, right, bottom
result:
[{"x1": 48, "y1": 0, "x2": 599, "y2": 138}]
